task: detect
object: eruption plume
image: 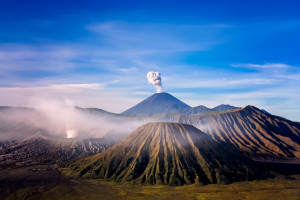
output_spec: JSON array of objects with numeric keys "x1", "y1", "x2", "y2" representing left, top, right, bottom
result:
[{"x1": 147, "y1": 71, "x2": 163, "y2": 93}]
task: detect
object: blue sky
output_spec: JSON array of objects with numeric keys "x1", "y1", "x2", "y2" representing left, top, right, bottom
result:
[{"x1": 0, "y1": 0, "x2": 299, "y2": 120}]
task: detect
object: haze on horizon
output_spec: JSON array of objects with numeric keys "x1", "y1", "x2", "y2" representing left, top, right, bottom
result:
[{"x1": 0, "y1": 0, "x2": 299, "y2": 121}]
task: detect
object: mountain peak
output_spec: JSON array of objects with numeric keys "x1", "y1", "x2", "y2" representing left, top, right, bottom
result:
[
  {"x1": 122, "y1": 92, "x2": 191, "y2": 115},
  {"x1": 242, "y1": 105, "x2": 262, "y2": 113},
  {"x1": 212, "y1": 104, "x2": 239, "y2": 111}
]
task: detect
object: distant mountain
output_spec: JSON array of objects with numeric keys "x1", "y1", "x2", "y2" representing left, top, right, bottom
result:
[
  {"x1": 176, "y1": 105, "x2": 211, "y2": 114},
  {"x1": 122, "y1": 93, "x2": 239, "y2": 115},
  {"x1": 122, "y1": 92, "x2": 191, "y2": 115},
  {"x1": 75, "y1": 107, "x2": 119, "y2": 117},
  {"x1": 191, "y1": 105, "x2": 211, "y2": 113},
  {"x1": 212, "y1": 104, "x2": 239, "y2": 111},
  {"x1": 176, "y1": 105, "x2": 239, "y2": 115},
  {"x1": 70, "y1": 122, "x2": 267, "y2": 185},
  {"x1": 158, "y1": 106, "x2": 300, "y2": 159}
]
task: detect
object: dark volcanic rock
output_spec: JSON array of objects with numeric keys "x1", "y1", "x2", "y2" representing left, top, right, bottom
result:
[{"x1": 0, "y1": 136, "x2": 113, "y2": 169}]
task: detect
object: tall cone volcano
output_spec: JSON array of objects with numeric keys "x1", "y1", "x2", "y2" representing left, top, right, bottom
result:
[
  {"x1": 122, "y1": 92, "x2": 190, "y2": 115},
  {"x1": 71, "y1": 123, "x2": 266, "y2": 185}
]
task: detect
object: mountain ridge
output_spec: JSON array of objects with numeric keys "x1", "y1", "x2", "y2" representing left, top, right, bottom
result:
[
  {"x1": 122, "y1": 93, "x2": 239, "y2": 115},
  {"x1": 157, "y1": 105, "x2": 300, "y2": 159}
]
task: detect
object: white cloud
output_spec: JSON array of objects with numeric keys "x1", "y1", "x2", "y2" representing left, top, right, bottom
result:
[
  {"x1": 0, "y1": 45, "x2": 80, "y2": 71},
  {"x1": 275, "y1": 74, "x2": 300, "y2": 80},
  {"x1": 86, "y1": 21, "x2": 231, "y2": 53},
  {"x1": 232, "y1": 63, "x2": 292, "y2": 69},
  {"x1": 166, "y1": 78, "x2": 277, "y2": 89},
  {"x1": 0, "y1": 84, "x2": 141, "y2": 113},
  {"x1": 117, "y1": 67, "x2": 138, "y2": 72},
  {"x1": 49, "y1": 83, "x2": 105, "y2": 91}
]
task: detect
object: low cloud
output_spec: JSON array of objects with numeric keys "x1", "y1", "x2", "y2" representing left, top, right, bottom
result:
[
  {"x1": 0, "y1": 98, "x2": 148, "y2": 141},
  {"x1": 0, "y1": 84, "x2": 141, "y2": 113}
]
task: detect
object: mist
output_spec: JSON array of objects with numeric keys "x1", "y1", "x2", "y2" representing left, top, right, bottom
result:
[
  {"x1": 0, "y1": 97, "x2": 216, "y2": 142},
  {"x1": 0, "y1": 98, "x2": 148, "y2": 141}
]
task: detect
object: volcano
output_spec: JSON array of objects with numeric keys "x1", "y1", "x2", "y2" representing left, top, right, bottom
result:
[
  {"x1": 122, "y1": 92, "x2": 191, "y2": 115},
  {"x1": 163, "y1": 106, "x2": 300, "y2": 159},
  {"x1": 71, "y1": 122, "x2": 266, "y2": 185}
]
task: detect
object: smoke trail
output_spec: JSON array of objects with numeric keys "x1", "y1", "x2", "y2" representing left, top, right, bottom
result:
[{"x1": 147, "y1": 71, "x2": 163, "y2": 93}]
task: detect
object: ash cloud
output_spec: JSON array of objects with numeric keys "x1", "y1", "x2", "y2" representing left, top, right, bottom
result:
[{"x1": 147, "y1": 71, "x2": 163, "y2": 93}]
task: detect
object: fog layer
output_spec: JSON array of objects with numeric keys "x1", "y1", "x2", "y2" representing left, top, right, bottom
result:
[{"x1": 0, "y1": 98, "x2": 147, "y2": 141}]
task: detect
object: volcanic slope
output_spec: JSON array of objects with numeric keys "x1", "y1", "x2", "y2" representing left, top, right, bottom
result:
[
  {"x1": 163, "y1": 106, "x2": 300, "y2": 159},
  {"x1": 0, "y1": 135, "x2": 113, "y2": 169},
  {"x1": 70, "y1": 122, "x2": 266, "y2": 186},
  {"x1": 122, "y1": 93, "x2": 191, "y2": 115}
]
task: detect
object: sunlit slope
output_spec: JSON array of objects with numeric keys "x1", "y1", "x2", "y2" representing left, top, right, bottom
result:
[
  {"x1": 70, "y1": 122, "x2": 266, "y2": 185},
  {"x1": 168, "y1": 106, "x2": 300, "y2": 159}
]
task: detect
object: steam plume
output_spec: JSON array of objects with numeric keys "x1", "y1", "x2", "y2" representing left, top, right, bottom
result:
[{"x1": 147, "y1": 71, "x2": 163, "y2": 93}]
